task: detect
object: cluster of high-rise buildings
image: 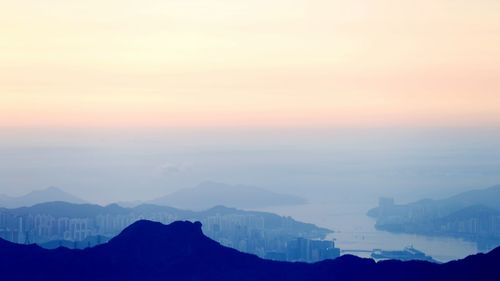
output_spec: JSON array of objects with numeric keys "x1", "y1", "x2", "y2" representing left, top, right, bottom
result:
[
  {"x1": 0, "y1": 205, "x2": 339, "y2": 262},
  {"x1": 265, "y1": 237, "x2": 340, "y2": 262},
  {"x1": 0, "y1": 212, "x2": 198, "y2": 245},
  {"x1": 440, "y1": 215, "x2": 500, "y2": 237},
  {"x1": 372, "y1": 197, "x2": 500, "y2": 252}
]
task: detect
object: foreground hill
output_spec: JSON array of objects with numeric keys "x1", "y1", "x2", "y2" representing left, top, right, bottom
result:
[
  {"x1": 0, "y1": 220, "x2": 498, "y2": 281},
  {"x1": 0, "y1": 202, "x2": 330, "y2": 260}
]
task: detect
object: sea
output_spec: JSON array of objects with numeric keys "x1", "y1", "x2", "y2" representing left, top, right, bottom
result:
[{"x1": 257, "y1": 202, "x2": 479, "y2": 263}]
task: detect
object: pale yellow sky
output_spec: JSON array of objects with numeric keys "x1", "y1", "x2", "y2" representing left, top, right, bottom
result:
[{"x1": 1, "y1": 0, "x2": 499, "y2": 128}]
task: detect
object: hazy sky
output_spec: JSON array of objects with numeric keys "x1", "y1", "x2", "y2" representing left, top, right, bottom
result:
[
  {"x1": 1, "y1": 1, "x2": 499, "y2": 204},
  {"x1": 1, "y1": 0, "x2": 499, "y2": 128},
  {"x1": 1, "y1": 127, "x2": 500, "y2": 205}
]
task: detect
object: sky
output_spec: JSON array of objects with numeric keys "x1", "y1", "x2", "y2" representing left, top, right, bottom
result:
[
  {"x1": 1, "y1": 0, "x2": 499, "y2": 128},
  {"x1": 0, "y1": 1, "x2": 500, "y2": 203}
]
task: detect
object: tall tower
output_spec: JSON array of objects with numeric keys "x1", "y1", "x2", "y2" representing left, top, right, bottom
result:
[{"x1": 17, "y1": 217, "x2": 24, "y2": 244}]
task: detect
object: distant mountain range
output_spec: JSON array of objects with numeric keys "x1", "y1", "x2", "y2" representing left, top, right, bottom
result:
[
  {"x1": 148, "y1": 181, "x2": 306, "y2": 210},
  {"x1": 368, "y1": 184, "x2": 500, "y2": 218},
  {"x1": 1, "y1": 182, "x2": 305, "y2": 210},
  {"x1": 0, "y1": 220, "x2": 498, "y2": 281},
  {"x1": 368, "y1": 185, "x2": 500, "y2": 250},
  {"x1": 0, "y1": 186, "x2": 86, "y2": 208}
]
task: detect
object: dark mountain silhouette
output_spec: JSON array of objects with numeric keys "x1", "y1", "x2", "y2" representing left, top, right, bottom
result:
[
  {"x1": 0, "y1": 186, "x2": 85, "y2": 208},
  {"x1": 0, "y1": 201, "x2": 330, "y2": 256},
  {"x1": 0, "y1": 220, "x2": 498, "y2": 281},
  {"x1": 149, "y1": 181, "x2": 306, "y2": 210}
]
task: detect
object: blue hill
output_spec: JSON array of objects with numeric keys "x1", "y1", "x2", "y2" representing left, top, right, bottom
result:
[{"x1": 0, "y1": 220, "x2": 498, "y2": 280}]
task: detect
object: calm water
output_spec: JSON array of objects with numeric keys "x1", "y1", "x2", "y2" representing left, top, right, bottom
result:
[{"x1": 257, "y1": 202, "x2": 479, "y2": 262}]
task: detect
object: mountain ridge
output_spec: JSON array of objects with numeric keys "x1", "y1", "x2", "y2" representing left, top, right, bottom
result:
[
  {"x1": 0, "y1": 186, "x2": 86, "y2": 208},
  {"x1": 367, "y1": 184, "x2": 500, "y2": 251},
  {"x1": 0, "y1": 220, "x2": 498, "y2": 281},
  {"x1": 148, "y1": 181, "x2": 306, "y2": 210},
  {"x1": 0, "y1": 201, "x2": 331, "y2": 258},
  {"x1": 368, "y1": 184, "x2": 500, "y2": 218}
]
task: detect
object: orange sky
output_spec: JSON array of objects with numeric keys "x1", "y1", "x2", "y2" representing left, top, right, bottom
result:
[{"x1": 1, "y1": 0, "x2": 499, "y2": 128}]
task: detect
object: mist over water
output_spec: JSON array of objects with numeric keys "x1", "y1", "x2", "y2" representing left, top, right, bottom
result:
[
  {"x1": 1, "y1": 126, "x2": 500, "y2": 261},
  {"x1": 1, "y1": 126, "x2": 499, "y2": 204},
  {"x1": 258, "y1": 203, "x2": 478, "y2": 262}
]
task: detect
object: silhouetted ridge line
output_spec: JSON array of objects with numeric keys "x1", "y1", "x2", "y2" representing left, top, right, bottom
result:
[
  {"x1": 0, "y1": 201, "x2": 331, "y2": 259},
  {"x1": 0, "y1": 220, "x2": 498, "y2": 281},
  {"x1": 108, "y1": 220, "x2": 207, "y2": 251}
]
